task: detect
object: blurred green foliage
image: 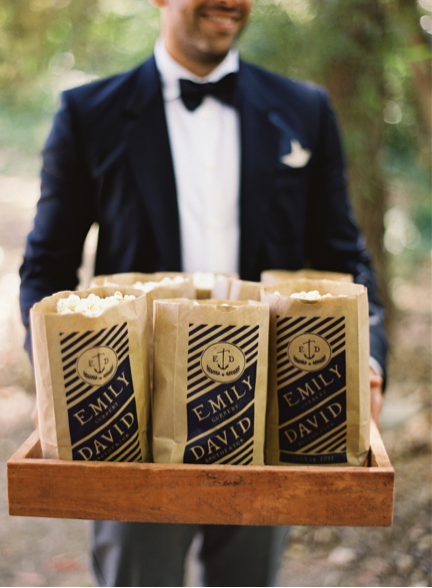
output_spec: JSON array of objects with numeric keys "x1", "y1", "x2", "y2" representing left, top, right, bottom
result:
[{"x1": 0, "y1": 0, "x2": 430, "y2": 281}]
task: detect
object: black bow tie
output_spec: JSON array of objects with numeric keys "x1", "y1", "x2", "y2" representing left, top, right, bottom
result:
[{"x1": 179, "y1": 73, "x2": 238, "y2": 111}]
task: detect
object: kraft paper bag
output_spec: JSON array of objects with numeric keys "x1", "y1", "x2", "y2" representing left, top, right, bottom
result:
[
  {"x1": 261, "y1": 278, "x2": 370, "y2": 467},
  {"x1": 152, "y1": 299, "x2": 269, "y2": 465},
  {"x1": 260, "y1": 269, "x2": 353, "y2": 285},
  {"x1": 30, "y1": 286, "x2": 151, "y2": 462},
  {"x1": 210, "y1": 274, "x2": 235, "y2": 299},
  {"x1": 193, "y1": 272, "x2": 239, "y2": 299},
  {"x1": 228, "y1": 279, "x2": 262, "y2": 301},
  {"x1": 90, "y1": 272, "x2": 196, "y2": 386},
  {"x1": 90, "y1": 271, "x2": 189, "y2": 288}
]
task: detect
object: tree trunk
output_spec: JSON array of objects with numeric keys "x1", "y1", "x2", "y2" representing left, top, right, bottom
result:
[{"x1": 314, "y1": 0, "x2": 393, "y2": 318}]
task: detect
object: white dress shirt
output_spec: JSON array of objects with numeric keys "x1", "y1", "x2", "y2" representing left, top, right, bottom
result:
[{"x1": 154, "y1": 39, "x2": 240, "y2": 274}]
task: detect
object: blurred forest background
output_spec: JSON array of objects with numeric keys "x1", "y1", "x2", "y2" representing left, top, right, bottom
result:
[{"x1": 0, "y1": 0, "x2": 430, "y2": 306}]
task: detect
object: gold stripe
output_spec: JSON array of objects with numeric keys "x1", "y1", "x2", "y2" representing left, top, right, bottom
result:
[
  {"x1": 278, "y1": 387, "x2": 346, "y2": 429},
  {"x1": 186, "y1": 399, "x2": 254, "y2": 446}
]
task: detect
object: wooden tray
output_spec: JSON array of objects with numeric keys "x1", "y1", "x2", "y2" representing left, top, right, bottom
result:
[{"x1": 7, "y1": 421, "x2": 394, "y2": 527}]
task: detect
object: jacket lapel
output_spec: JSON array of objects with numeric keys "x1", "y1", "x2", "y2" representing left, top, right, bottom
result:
[
  {"x1": 125, "y1": 56, "x2": 181, "y2": 270},
  {"x1": 237, "y1": 62, "x2": 280, "y2": 280}
]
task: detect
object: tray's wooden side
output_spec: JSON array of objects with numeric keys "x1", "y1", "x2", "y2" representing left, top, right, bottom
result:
[
  {"x1": 7, "y1": 429, "x2": 394, "y2": 527},
  {"x1": 370, "y1": 420, "x2": 392, "y2": 468}
]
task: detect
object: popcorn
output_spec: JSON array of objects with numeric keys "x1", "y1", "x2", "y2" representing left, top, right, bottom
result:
[
  {"x1": 131, "y1": 276, "x2": 186, "y2": 293},
  {"x1": 289, "y1": 290, "x2": 348, "y2": 300},
  {"x1": 192, "y1": 272, "x2": 215, "y2": 290},
  {"x1": 57, "y1": 291, "x2": 135, "y2": 317},
  {"x1": 290, "y1": 290, "x2": 332, "y2": 300}
]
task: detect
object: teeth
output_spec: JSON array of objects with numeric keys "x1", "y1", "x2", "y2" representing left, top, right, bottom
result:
[{"x1": 208, "y1": 15, "x2": 235, "y2": 23}]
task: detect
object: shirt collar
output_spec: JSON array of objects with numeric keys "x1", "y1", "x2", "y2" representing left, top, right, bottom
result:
[{"x1": 154, "y1": 37, "x2": 239, "y2": 102}]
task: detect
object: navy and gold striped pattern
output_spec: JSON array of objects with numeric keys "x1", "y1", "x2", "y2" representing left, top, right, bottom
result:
[
  {"x1": 276, "y1": 316, "x2": 348, "y2": 464},
  {"x1": 184, "y1": 323, "x2": 259, "y2": 465}
]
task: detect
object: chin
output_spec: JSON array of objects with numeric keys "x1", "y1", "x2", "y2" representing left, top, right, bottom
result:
[{"x1": 197, "y1": 37, "x2": 236, "y2": 62}]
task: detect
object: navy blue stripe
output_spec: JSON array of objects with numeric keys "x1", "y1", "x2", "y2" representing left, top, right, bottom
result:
[
  {"x1": 62, "y1": 330, "x2": 112, "y2": 363},
  {"x1": 304, "y1": 316, "x2": 335, "y2": 333},
  {"x1": 330, "y1": 333, "x2": 345, "y2": 347},
  {"x1": 241, "y1": 334, "x2": 259, "y2": 351},
  {"x1": 218, "y1": 440, "x2": 253, "y2": 464},
  {"x1": 60, "y1": 331, "x2": 79, "y2": 346},
  {"x1": 187, "y1": 360, "x2": 200, "y2": 373},
  {"x1": 244, "y1": 342, "x2": 258, "y2": 356},
  {"x1": 276, "y1": 358, "x2": 291, "y2": 370},
  {"x1": 187, "y1": 325, "x2": 248, "y2": 364},
  {"x1": 188, "y1": 350, "x2": 204, "y2": 364},
  {"x1": 230, "y1": 325, "x2": 259, "y2": 346},
  {"x1": 317, "y1": 317, "x2": 344, "y2": 336},
  {"x1": 246, "y1": 351, "x2": 258, "y2": 364},
  {"x1": 118, "y1": 440, "x2": 141, "y2": 463},
  {"x1": 188, "y1": 325, "x2": 236, "y2": 355},
  {"x1": 232, "y1": 447, "x2": 254, "y2": 465},
  {"x1": 106, "y1": 322, "x2": 127, "y2": 348},
  {"x1": 112, "y1": 330, "x2": 128, "y2": 351},
  {"x1": 108, "y1": 433, "x2": 139, "y2": 460},
  {"x1": 277, "y1": 365, "x2": 296, "y2": 379},
  {"x1": 63, "y1": 358, "x2": 77, "y2": 372},
  {"x1": 277, "y1": 368, "x2": 299, "y2": 387},
  {"x1": 187, "y1": 378, "x2": 213, "y2": 398},
  {"x1": 322, "y1": 438, "x2": 347, "y2": 453},
  {"x1": 189, "y1": 325, "x2": 222, "y2": 346},
  {"x1": 305, "y1": 426, "x2": 346, "y2": 453},
  {"x1": 115, "y1": 338, "x2": 128, "y2": 357},
  {"x1": 276, "y1": 317, "x2": 321, "y2": 349},
  {"x1": 61, "y1": 330, "x2": 94, "y2": 354},
  {"x1": 332, "y1": 342, "x2": 345, "y2": 354},
  {"x1": 276, "y1": 316, "x2": 297, "y2": 328},
  {"x1": 64, "y1": 376, "x2": 80, "y2": 389},
  {"x1": 325, "y1": 324, "x2": 345, "y2": 340},
  {"x1": 276, "y1": 317, "x2": 306, "y2": 337},
  {"x1": 187, "y1": 374, "x2": 209, "y2": 392},
  {"x1": 66, "y1": 382, "x2": 93, "y2": 399},
  {"x1": 219, "y1": 324, "x2": 250, "y2": 344},
  {"x1": 316, "y1": 430, "x2": 347, "y2": 453},
  {"x1": 187, "y1": 368, "x2": 203, "y2": 382},
  {"x1": 64, "y1": 368, "x2": 76, "y2": 381},
  {"x1": 117, "y1": 347, "x2": 129, "y2": 364},
  {"x1": 189, "y1": 324, "x2": 207, "y2": 337}
]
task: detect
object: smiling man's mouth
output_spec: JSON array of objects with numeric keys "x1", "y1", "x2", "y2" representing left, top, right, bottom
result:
[
  {"x1": 207, "y1": 15, "x2": 237, "y2": 23},
  {"x1": 202, "y1": 12, "x2": 242, "y2": 31}
]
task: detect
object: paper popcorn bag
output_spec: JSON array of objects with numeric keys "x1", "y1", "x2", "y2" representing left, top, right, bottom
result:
[
  {"x1": 261, "y1": 279, "x2": 370, "y2": 467},
  {"x1": 91, "y1": 272, "x2": 196, "y2": 336},
  {"x1": 193, "y1": 272, "x2": 239, "y2": 299},
  {"x1": 30, "y1": 286, "x2": 151, "y2": 462},
  {"x1": 228, "y1": 279, "x2": 262, "y2": 301},
  {"x1": 260, "y1": 269, "x2": 353, "y2": 285},
  {"x1": 90, "y1": 272, "x2": 196, "y2": 385},
  {"x1": 210, "y1": 274, "x2": 235, "y2": 299},
  {"x1": 152, "y1": 299, "x2": 269, "y2": 465}
]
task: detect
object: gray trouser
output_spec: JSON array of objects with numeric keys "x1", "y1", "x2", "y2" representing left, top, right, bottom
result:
[{"x1": 92, "y1": 521, "x2": 289, "y2": 587}]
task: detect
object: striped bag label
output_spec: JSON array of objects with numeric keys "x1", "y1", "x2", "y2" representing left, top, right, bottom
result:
[
  {"x1": 276, "y1": 316, "x2": 348, "y2": 464},
  {"x1": 183, "y1": 323, "x2": 259, "y2": 465},
  {"x1": 60, "y1": 322, "x2": 142, "y2": 462}
]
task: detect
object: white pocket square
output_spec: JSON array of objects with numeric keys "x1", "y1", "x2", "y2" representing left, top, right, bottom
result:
[{"x1": 281, "y1": 140, "x2": 311, "y2": 168}]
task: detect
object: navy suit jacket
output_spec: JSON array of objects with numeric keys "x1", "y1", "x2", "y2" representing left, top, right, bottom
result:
[{"x1": 19, "y1": 55, "x2": 387, "y2": 374}]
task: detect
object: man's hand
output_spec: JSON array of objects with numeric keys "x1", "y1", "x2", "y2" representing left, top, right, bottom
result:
[
  {"x1": 370, "y1": 367, "x2": 383, "y2": 425},
  {"x1": 31, "y1": 399, "x2": 39, "y2": 429}
]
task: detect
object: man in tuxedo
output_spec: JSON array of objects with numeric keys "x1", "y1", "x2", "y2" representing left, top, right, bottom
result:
[{"x1": 20, "y1": 0, "x2": 386, "y2": 585}]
